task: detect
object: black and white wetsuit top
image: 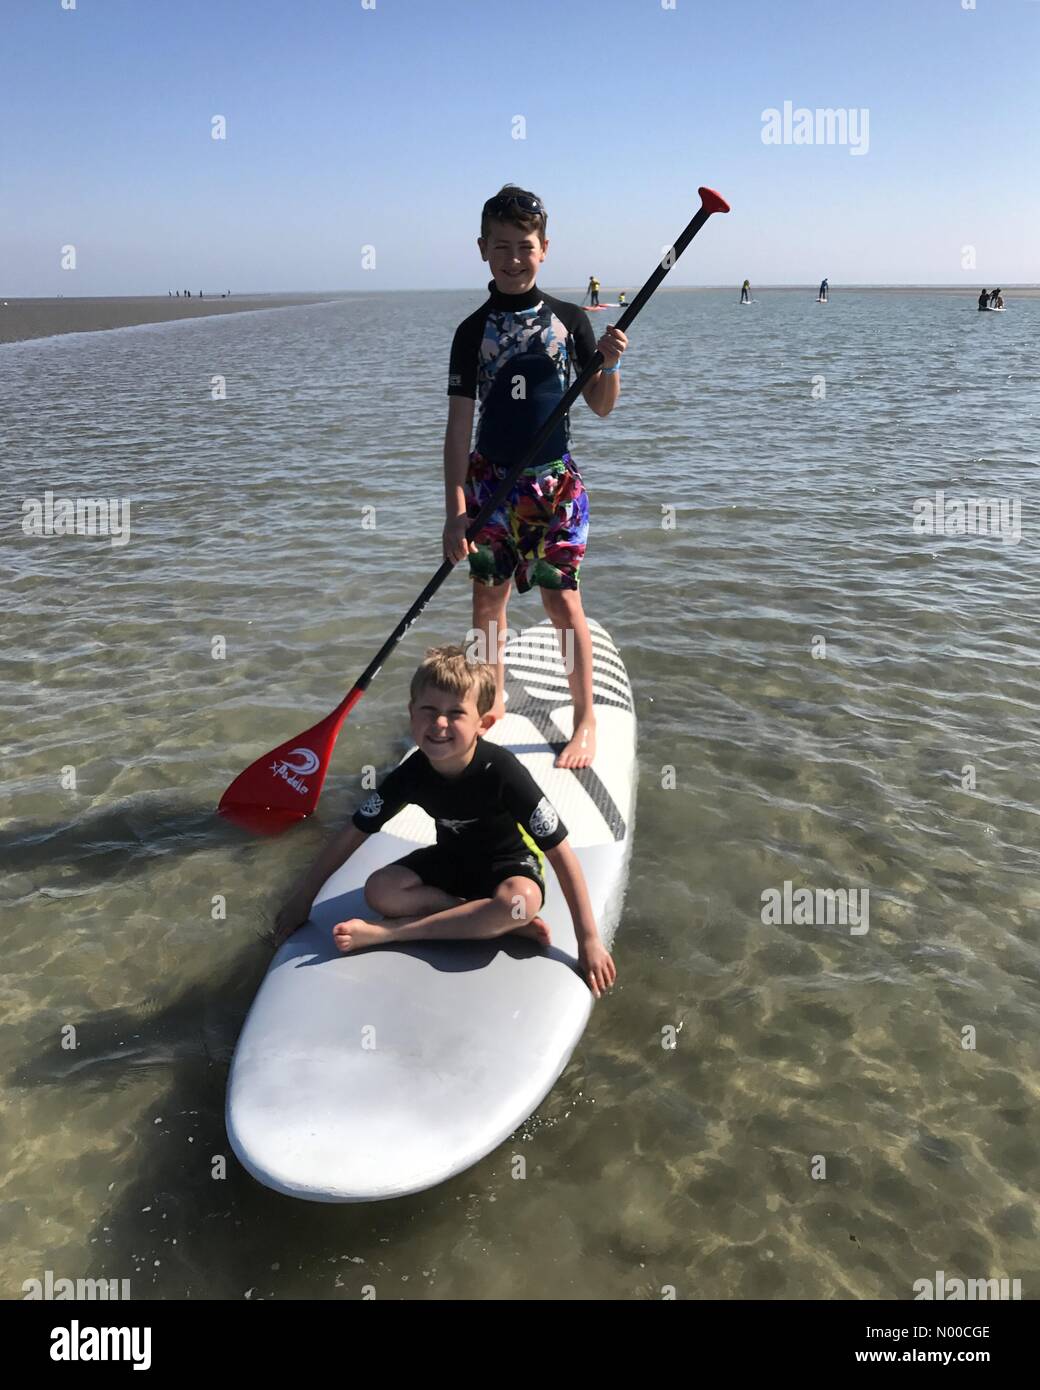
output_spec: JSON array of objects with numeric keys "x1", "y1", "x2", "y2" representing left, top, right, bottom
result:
[
  {"x1": 352, "y1": 739, "x2": 569, "y2": 861},
  {"x1": 447, "y1": 281, "x2": 597, "y2": 467}
]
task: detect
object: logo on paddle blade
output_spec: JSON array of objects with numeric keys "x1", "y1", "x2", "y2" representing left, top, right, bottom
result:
[
  {"x1": 282, "y1": 747, "x2": 319, "y2": 775},
  {"x1": 270, "y1": 746, "x2": 320, "y2": 795}
]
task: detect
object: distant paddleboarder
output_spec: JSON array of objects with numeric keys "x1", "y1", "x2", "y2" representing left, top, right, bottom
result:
[
  {"x1": 978, "y1": 289, "x2": 989, "y2": 310},
  {"x1": 586, "y1": 275, "x2": 600, "y2": 307},
  {"x1": 740, "y1": 279, "x2": 751, "y2": 304},
  {"x1": 818, "y1": 278, "x2": 829, "y2": 302},
  {"x1": 990, "y1": 288, "x2": 1004, "y2": 308},
  {"x1": 618, "y1": 291, "x2": 627, "y2": 306}
]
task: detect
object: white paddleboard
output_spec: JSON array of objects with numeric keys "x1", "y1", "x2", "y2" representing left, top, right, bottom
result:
[{"x1": 226, "y1": 617, "x2": 637, "y2": 1202}]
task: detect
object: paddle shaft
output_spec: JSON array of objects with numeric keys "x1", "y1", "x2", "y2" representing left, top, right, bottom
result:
[{"x1": 341, "y1": 195, "x2": 724, "y2": 703}]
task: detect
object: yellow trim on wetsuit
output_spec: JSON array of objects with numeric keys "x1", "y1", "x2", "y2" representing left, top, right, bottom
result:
[{"x1": 516, "y1": 821, "x2": 546, "y2": 876}]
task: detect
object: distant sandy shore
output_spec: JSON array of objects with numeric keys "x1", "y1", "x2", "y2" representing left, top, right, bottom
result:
[
  {"x1": 3, "y1": 287, "x2": 1034, "y2": 347},
  {"x1": 0, "y1": 294, "x2": 349, "y2": 346}
]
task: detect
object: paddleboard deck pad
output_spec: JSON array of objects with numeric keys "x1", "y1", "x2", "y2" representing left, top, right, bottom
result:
[{"x1": 226, "y1": 618, "x2": 637, "y2": 1202}]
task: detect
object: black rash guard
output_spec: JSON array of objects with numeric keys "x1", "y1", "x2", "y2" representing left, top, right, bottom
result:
[
  {"x1": 352, "y1": 739, "x2": 569, "y2": 860},
  {"x1": 447, "y1": 281, "x2": 597, "y2": 467}
]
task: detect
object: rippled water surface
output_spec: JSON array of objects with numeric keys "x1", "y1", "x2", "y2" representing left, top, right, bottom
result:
[{"x1": 2, "y1": 291, "x2": 1038, "y2": 1299}]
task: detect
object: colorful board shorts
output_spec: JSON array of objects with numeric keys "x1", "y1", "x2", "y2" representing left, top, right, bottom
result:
[
  {"x1": 391, "y1": 843, "x2": 546, "y2": 909},
  {"x1": 463, "y1": 450, "x2": 589, "y2": 594}
]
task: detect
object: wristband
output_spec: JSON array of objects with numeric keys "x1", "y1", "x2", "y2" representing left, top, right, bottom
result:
[{"x1": 601, "y1": 361, "x2": 620, "y2": 375}]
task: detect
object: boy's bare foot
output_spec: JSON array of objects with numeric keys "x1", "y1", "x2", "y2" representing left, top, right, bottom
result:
[
  {"x1": 333, "y1": 917, "x2": 392, "y2": 953},
  {"x1": 510, "y1": 913, "x2": 551, "y2": 946},
  {"x1": 555, "y1": 719, "x2": 596, "y2": 769}
]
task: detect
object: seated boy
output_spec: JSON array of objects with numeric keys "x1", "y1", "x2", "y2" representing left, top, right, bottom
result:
[{"x1": 274, "y1": 644, "x2": 617, "y2": 998}]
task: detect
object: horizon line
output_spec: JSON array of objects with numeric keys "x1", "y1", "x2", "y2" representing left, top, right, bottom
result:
[{"x1": 4, "y1": 283, "x2": 1038, "y2": 300}]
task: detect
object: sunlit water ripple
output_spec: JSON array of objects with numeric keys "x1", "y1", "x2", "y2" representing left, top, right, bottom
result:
[{"x1": 1, "y1": 291, "x2": 1038, "y2": 1298}]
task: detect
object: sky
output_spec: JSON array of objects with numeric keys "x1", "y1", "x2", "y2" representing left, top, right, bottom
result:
[{"x1": 1, "y1": 0, "x2": 1037, "y2": 295}]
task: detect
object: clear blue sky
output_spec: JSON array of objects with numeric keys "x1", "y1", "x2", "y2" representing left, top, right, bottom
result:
[{"x1": 2, "y1": 0, "x2": 1037, "y2": 294}]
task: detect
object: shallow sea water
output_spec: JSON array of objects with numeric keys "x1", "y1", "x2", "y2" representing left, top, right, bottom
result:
[{"x1": 1, "y1": 290, "x2": 1038, "y2": 1298}]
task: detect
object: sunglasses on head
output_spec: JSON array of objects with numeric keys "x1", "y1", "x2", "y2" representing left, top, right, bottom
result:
[{"x1": 482, "y1": 193, "x2": 545, "y2": 221}]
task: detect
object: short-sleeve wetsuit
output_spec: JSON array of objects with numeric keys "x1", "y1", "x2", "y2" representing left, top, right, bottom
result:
[
  {"x1": 352, "y1": 739, "x2": 569, "y2": 906},
  {"x1": 447, "y1": 280, "x2": 597, "y2": 593}
]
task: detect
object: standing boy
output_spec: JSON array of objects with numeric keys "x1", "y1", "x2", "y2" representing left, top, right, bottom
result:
[{"x1": 442, "y1": 185, "x2": 626, "y2": 770}]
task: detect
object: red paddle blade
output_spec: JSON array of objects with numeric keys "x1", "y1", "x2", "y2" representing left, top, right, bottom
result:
[
  {"x1": 698, "y1": 186, "x2": 731, "y2": 216},
  {"x1": 217, "y1": 689, "x2": 362, "y2": 834}
]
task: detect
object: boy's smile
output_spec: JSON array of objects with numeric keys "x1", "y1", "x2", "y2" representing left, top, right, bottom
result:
[
  {"x1": 410, "y1": 683, "x2": 495, "y2": 777},
  {"x1": 479, "y1": 218, "x2": 548, "y2": 295}
]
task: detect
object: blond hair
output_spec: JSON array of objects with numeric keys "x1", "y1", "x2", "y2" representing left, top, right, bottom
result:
[{"x1": 409, "y1": 644, "x2": 497, "y2": 716}]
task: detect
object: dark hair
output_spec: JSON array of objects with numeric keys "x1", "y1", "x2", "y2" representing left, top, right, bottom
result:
[{"x1": 480, "y1": 184, "x2": 547, "y2": 243}]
